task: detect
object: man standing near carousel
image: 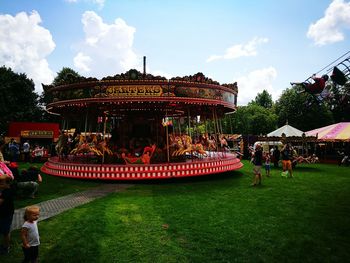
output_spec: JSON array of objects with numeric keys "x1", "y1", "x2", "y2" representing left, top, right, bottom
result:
[{"x1": 251, "y1": 144, "x2": 263, "y2": 186}]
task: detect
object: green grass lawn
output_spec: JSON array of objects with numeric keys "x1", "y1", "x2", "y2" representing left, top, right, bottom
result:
[
  {"x1": 2, "y1": 161, "x2": 350, "y2": 262},
  {"x1": 13, "y1": 162, "x2": 102, "y2": 208}
]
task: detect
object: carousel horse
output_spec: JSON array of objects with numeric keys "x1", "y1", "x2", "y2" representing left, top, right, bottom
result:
[
  {"x1": 70, "y1": 134, "x2": 103, "y2": 156},
  {"x1": 55, "y1": 131, "x2": 69, "y2": 160},
  {"x1": 178, "y1": 135, "x2": 207, "y2": 157},
  {"x1": 122, "y1": 144, "x2": 156, "y2": 164},
  {"x1": 169, "y1": 134, "x2": 208, "y2": 157},
  {"x1": 96, "y1": 139, "x2": 113, "y2": 155},
  {"x1": 193, "y1": 143, "x2": 207, "y2": 157},
  {"x1": 171, "y1": 135, "x2": 186, "y2": 156},
  {"x1": 207, "y1": 136, "x2": 217, "y2": 151},
  {"x1": 180, "y1": 135, "x2": 194, "y2": 155}
]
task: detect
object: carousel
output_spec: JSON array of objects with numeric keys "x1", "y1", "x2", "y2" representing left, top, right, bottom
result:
[{"x1": 41, "y1": 67, "x2": 243, "y2": 180}]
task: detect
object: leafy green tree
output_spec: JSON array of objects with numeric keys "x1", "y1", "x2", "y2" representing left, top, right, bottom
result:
[
  {"x1": 52, "y1": 67, "x2": 82, "y2": 86},
  {"x1": 39, "y1": 67, "x2": 84, "y2": 122},
  {"x1": 274, "y1": 87, "x2": 334, "y2": 131},
  {"x1": 327, "y1": 82, "x2": 350, "y2": 122},
  {"x1": 250, "y1": 89, "x2": 273, "y2": 108},
  {"x1": 0, "y1": 66, "x2": 43, "y2": 133},
  {"x1": 225, "y1": 104, "x2": 278, "y2": 135}
]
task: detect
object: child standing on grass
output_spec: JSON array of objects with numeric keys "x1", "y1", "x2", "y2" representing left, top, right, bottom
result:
[
  {"x1": 265, "y1": 152, "x2": 271, "y2": 177},
  {"x1": 21, "y1": 206, "x2": 40, "y2": 263}
]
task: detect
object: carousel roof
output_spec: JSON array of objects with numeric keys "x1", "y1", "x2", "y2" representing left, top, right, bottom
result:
[{"x1": 44, "y1": 70, "x2": 239, "y2": 117}]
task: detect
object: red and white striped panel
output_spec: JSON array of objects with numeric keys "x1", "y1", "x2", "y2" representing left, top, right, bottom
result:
[{"x1": 41, "y1": 154, "x2": 243, "y2": 180}]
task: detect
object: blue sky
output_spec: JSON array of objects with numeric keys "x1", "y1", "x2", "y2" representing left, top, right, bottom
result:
[{"x1": 1, "y1": 0, "x2": 349, "y2": 105}]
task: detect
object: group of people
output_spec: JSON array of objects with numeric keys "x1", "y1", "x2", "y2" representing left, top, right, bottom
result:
[
  {"x1": 0, "y1": 150, "x2": 42, "y2": 200},
  {"x1": 0, "y1": 165, "x2": 41, "y2": 262},
  {"x1": 1, "y1": 139, "x2": 47, "y2": 164},
  {"x1": 250, "y1": 143, "x2": 319, "y2": 186}
]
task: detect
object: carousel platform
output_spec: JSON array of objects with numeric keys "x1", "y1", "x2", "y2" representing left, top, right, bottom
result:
[{"x1": 41, "y1": 152, "x2": 243, "y2": 180}]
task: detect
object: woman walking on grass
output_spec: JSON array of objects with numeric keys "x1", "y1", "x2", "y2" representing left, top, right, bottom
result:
[{"x1": 281, "y1": 143, "x2": 293, "y2": 178}]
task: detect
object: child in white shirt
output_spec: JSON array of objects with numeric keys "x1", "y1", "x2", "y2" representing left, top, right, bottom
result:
[{"x1": 21, "y1": 206, "x2": 40, "y2": 263}]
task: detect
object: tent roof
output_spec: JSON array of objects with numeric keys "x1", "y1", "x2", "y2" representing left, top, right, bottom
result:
[
  {"x1": 306, "y1": 122, "x2": 350, "y2": 141},
  {"x1": 267, "y1": 124, "x2": 304, "y2": 137}
]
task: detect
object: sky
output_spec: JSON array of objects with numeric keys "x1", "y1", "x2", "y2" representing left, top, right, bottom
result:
[{"x1": 0, "y1": 0, "x2": 350, "y2": 105}]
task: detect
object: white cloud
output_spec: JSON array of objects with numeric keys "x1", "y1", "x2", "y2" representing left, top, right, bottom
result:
[
  {"x1": 206, "y1": 37, "x2": 269, "y2": 62},
  {"x1": 65, "y1": 0, "x2": 105, "y2": 9},
  {"x1": 236, "y1": 67, "x2": 279, "y2": 106},
  {"x1": 307, "y1": 0, "x2": 350, "y2": 45},
  {"x1": 0, "y1": 11, "x2": 55, "y2": 94},
  {"x1": 73, "y1": 52, "x2": 92, "y2": 72},
  {"x1": 73, "y1": 11, "x2": 139, "y2": 78}
]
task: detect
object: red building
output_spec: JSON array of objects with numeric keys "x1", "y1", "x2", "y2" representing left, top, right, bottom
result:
[{"x1": 6, "y1": 122, "x2": 60, "y2": 144}]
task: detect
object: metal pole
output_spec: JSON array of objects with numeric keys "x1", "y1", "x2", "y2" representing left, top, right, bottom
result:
[
  {"x1": 188, "y1": 108, "x2": 191, "y2": 138},
  {"x1": 166, "y1": 123, "x2": 170, "y2": 163},
  {"x1": 212, "y1": 109, "x2": 217, "y2": 134},
  {"x1": 102, "y1": 115, "x2": 107, "y2": 164},
  {"x1": 84, "y1": 109, "x2": 88, "y2": 134}
]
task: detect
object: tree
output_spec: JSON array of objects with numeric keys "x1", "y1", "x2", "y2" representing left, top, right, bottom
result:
[
  {"x1": 52, "y1": 67, "x2": 82, "y2": 86},
  {"x1": 226, "y1": 104, "x2": 278, "y2": 135},
  {"x1": 39, "y1": 67, "x2": 84, "y2": 123},
  {"x1": 0, "y1": 66, "x2": 43, "y2": 134},
  {"x1": 327, "y1": 82, "x2": 350, "y2": 122},
  {"x1": 274, "y1": 87, "x2": 334, "y2": 131},
  {"x1": 250, "y1": 89, "x2": 273, "y2": 108}
]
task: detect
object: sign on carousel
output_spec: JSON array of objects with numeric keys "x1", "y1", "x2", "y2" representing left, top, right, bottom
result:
[{"x1": 105, "y1": 85, "x2": 163, "y2": 97}]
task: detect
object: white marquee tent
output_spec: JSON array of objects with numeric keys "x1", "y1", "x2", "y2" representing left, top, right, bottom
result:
[{"x1": 267, "y1": 124, "x2": 304, "y2": 137}]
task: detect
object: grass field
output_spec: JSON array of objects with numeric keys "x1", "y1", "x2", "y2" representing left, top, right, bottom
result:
[
  {"x1": 13, "y1": 162, "x2": 101, "y2": 209},
  {"x1": 1, "y1": 161, "x2": 350, "y2": 262}
]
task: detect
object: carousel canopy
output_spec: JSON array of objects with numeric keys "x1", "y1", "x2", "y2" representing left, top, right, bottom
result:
[
  {"x1": 306, "y1": 122, "x2": 350, "y2": 142},
  {"x1": 267, "y1": 124, "x2": 304, "y2": 137}
]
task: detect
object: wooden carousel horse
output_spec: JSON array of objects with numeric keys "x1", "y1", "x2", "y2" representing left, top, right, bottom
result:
[
  {"x1": 171, "y1": 135, "x2": 185, "y2": 156},
  {"x1": 70, "y1": 134, "x2": 103, "y2": 156},
  {"x1": 55, "y1": 131, "x2": 69, "y2": 160},
  {"x1": 179, "y1": 135, "x2": 193, "y2": 155},
  {"x1": 207, "y1": 136, "x2": 217, "y2": 151},
  {"x1": 96, "y1": 139, "x2": 113, "y2": 155},
  {"x1": 193, "y1": 143, "x2": 207, "y2": 157}
]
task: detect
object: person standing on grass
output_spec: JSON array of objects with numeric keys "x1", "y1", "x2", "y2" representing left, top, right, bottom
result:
[
  {"x1": 21, "y1": 206, "x2": 40, "y2": 263},
  {"x1": 264, "y1": 151, "x2": 271, "y2": 177},
  {"x1": 281, "y1": 143, "x2": 293, "y2": 178},
  {"x1": 23, "y1": 140, "x2": 30, "y2": 163},
  {"x1": 273, "y1": 146, "x2": 280, "y2": 168},
  {"x1": 252, "y1": 144, "x2": 263, "y2": 186},
  {"x1": 0, "y1": 174, "x2": 14, "y2": 255}
]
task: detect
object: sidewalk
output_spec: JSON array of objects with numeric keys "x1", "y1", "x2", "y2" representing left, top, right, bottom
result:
[{"x1": 11, "y1": 183, "x2": 132, "y2": 230}]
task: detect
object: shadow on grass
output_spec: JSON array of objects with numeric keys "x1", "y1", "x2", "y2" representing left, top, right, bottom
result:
[
  {"x1": 124, "y1": 170, "x2": 244, "y2": 186},
  {"x1": 292, "y1": 166, "x2": 323, "y2": 172},
  {"x1": 40, "y1": 203, "x2": 106, "y2": 263}
]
